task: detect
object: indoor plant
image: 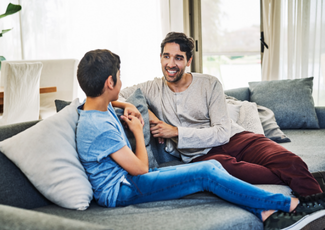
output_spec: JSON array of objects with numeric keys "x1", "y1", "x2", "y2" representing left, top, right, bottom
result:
[{"x1": 0, "y1": 3, "x2": 22, "y2": 70}]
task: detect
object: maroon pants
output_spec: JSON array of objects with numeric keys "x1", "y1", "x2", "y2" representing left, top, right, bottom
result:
[{"x1": 191, "y1": 131, "x2": 322, "y2": 196}]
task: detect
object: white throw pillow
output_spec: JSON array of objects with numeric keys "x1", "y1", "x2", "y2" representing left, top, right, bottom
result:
[
  {"x1": 227, "y1": 99, "x2": 264, "y2": 135},
  {"x1": 0, "y1": 99, "x2": 93, "y2": 210},
  {"x1": 237, "y1": 101, "x2": 264, "y2": 135}
]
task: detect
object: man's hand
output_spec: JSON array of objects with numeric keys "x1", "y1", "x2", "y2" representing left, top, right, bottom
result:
[
  {"x1": 150, "y1": 120, "x2": 178, "y2": 140},
  {"x1": 148, "y1": 110, "x2": 178, "y2": 144}
]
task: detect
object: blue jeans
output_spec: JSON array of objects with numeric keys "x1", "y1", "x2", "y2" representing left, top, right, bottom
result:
[{"x1": 116, "y1": 160, "x2": 291, "y2": 220}]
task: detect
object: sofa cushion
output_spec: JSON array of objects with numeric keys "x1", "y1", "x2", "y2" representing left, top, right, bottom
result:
[
  {"x1": 280, "y1": 129, "x2": 325, "y2": 173},
  {"x1": 249, "y1": 77, "x2": 319, "y2": 129},
  {"x1": 35, "y1": 199, "x2": 263, "y2": 230},
  {"x1": 0, "y1": 99, "x2": 93, "y2": 210}
]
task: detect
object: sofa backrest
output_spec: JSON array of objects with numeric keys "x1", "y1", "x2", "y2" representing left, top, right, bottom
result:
[{"x1": 224, "y1": 87, "x2": 250, "y2": 101}]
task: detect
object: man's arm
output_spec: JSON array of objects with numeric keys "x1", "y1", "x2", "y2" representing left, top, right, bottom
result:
[{"x1": 149, "y1": 78, "x2": 233, "y2": 149}]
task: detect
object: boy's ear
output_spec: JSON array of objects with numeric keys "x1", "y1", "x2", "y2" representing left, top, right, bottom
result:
[{"x1": 106, "y1": 75, "x2": 114, "y2": 90}]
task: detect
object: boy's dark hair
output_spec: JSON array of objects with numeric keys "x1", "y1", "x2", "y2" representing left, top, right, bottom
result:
[
  {"x1": 160, "y1": 32, "x2": 195, "y2": 61},
  {"x1": 77, "y1": 49, "x2": 120, "y2": 97}
]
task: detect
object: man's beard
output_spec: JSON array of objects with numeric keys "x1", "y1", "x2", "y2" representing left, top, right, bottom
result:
[{"x1": 163, "y1": 67, "x2": 185, "y2": 83}]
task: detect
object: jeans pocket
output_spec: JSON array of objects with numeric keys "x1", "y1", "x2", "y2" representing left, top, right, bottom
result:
[{"x1": 116, "y1": 179, "x2": 139, "y2": 206}]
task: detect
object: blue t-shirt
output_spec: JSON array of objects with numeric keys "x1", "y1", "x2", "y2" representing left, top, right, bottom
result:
[{"x1": 76, "y1": 103, "x2": 130, "y2": 207}]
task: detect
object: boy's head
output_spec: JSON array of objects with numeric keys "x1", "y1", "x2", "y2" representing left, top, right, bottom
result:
[
  {"x1": 160, "y1": 32, "x2": 195, "y2": 61},
  {"x1": 77, "y1": 49, "x2": 120, "y2": 97}
]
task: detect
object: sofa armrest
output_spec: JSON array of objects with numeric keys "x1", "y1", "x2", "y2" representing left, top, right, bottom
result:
[
  {"x1": 0, "y1": 204, "x2": 106, "y2": 230},
  {"x1": 0, "y1": 120, "x2": 40, "y2": 141},
  {"x1": 315, "y1": 107, "x2": 325, "y2": 129}
]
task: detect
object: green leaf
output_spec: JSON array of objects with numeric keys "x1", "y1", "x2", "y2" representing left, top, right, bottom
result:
[
  {"x1": 0, "y1": 28, "x2": 12, "y2": 37},
  {"x1": 0, "y1": 3, "x2": 22, "y2": 19},
  {"x1": 0, "y1": 56, "x2": 6, "y2": 70}
]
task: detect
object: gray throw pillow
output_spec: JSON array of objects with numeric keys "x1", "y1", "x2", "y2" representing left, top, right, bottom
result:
[
  {"x1": 55, "y1": 99, "x2": 71, "y2": 112},
  {"x1": 249, "y1": 77, "x2": 319, "y2": 129},
  {"x1": 115, "y1": 88, "x2": 159, "y2": 169}
]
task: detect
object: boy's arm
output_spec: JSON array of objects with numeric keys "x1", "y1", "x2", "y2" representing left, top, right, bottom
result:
[
  {"x1": 112, "y1": 101, "x2": 144, "y2": 125},
  {"x1": 110, "y1": 115, "x2": 148, "y2": 176}
]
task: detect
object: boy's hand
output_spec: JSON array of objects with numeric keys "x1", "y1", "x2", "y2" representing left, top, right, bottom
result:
[
  {"x1": 120, "y1": 115, "x2": 144, "y2": 134},
  {"x1": 124, "y1": 103, "x2": 144, "y2": 125}
]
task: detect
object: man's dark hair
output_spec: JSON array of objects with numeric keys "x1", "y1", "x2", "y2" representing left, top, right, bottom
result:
[
  {"x1": 160, "y1": 32, "x2": 195, "y2": 61},
  {"x1": 77, "y1": 49, "x2": 120, "y2": 97}
]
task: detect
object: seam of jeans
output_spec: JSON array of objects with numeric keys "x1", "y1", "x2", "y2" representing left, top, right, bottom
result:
[
  {"x1": 204, "y1": 178, "x2": 290, "y2": 210},
  {"x1": 124, "y1": 176, "x2": 289, "y2": 211}
]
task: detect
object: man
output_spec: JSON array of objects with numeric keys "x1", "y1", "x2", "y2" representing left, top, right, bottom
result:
[{"x1": 119, "y1": 32, "x2": 322, "y2": 197}]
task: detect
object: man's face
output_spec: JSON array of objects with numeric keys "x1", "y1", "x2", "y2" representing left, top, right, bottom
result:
[{"x1": 160, "y1": 42, "x2": 192, "y2": 83}]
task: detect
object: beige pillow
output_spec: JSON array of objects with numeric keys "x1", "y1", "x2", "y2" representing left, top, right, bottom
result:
[
  {"x1": 227, "y1": 99, "x2": 264, "y2": 135},
  {"x1": 237, "y1": 101, "x2": 264, "y2": 135}
]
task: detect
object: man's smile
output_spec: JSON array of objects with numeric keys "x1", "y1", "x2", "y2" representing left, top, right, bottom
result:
[{"x1": 166, "y1": 68, "x2": 178, "y2": 76}]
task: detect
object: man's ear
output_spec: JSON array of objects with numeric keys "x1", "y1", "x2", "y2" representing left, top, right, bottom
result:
[
  {"x1": 186, "y1": 57, "x2": 193, "y2": 67},
  {"x1": 106, "y1": 75, "x2": 114, "y2": 90}
]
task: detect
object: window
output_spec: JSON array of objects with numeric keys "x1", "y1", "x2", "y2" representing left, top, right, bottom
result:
[
  {"x1": 1, "y1": 0, "x2": 163, "y2": 100},
  {"x1": 201, "y1": 0, "x2": 261, "y2": 90}
]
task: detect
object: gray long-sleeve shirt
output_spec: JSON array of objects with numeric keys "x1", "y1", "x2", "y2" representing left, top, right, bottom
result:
[{"x1": 119, "y1": 73, "x2": 244, "y2": 162}]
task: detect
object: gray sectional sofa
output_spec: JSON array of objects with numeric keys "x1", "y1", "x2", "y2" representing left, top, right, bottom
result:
[{"x1": 1, "y1": 77, "x2": 325, "y2": 230}]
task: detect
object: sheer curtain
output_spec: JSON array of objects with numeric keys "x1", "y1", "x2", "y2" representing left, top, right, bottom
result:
[
  {"x1": 1, "y1": 0, "x2": 164, "y2": 100},
  {"x1": 262, "y1": 0, "x2": 325, "y2": 105}
]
